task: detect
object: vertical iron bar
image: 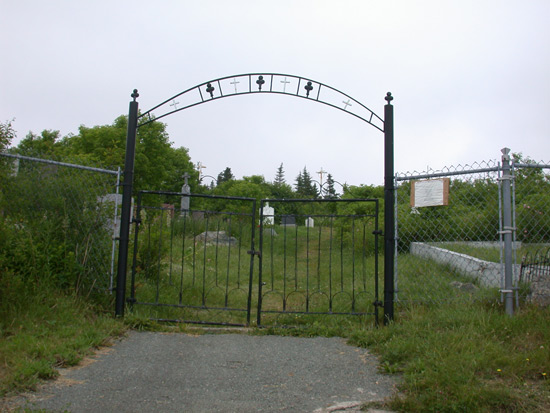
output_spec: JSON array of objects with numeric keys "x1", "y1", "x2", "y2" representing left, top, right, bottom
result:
[
  {"x1": 374, "y1": 200, "x2": 380, "y2": 326},
  {"x1": 248, "y1": 199, "x2": 256, "y2": 326},
  {"x1": 306, "y1": 217, "x2": 310, "y2": 312},
  {"x1": 129, "y1": 191, "x2": 143, "y2": 309},
  {"x1": 115, "y1": 89, "x2": 139, "y2": 317},
  {"x1": 362, "y1": 222, "x2": 367, "y2": 291},
  {"x1": 156, "y1": 209, "x2": 164, "y2": 303},
  {"x1": 340, "y1": 227, "x2": 344, "y2": 291},
  {"x1": 283, "y1": 213, "x2": 287, "y2": 311},
  {"x1": 270, "y1": 218, "x2": 274, "y2": 289},
  {"x1": 383, "y1": 92, "x2": 395, "y2": 324},
  {"x1": 328, "y1": 216, "x2": 334, "y2": 312},
  {"x1": 169, "y1": 208, "x2": 174, "y2": 285},
  {"x1": 202, "y1": 214, "x2": 209, "y2": 306},
  {"x1": 215, "y1": 220, "x2": 222, "y2": 286},
  {"x1": 351, "y1": 217, "x2": 356, "y2": 312},
  {"x1": 257, "y1": 201, "x2": 264, "y2": 326},
  {"x1": 294, "y1": 223, "x2": 299, "y2": 291},
  {"x1": 179, "y1": 215, "x2": 187, "y2": 305},
  {"x1": 225, "y1": 216, "x2": 232, "y2": 307},
  {"x1": 192, "y1": 217, "x2": 197, "y2": 286},
  {"x1": 237, "y1": 219, "x2": 243, "y2": 288},
  {"x1": 317, "y1": 224, "x2": 322, "y2": 291}
]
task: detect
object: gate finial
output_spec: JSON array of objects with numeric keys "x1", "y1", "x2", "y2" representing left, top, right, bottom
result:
[
  {"x1": 385, "y1": 92, "x2": 393, "y2": 104},
  {"x1": 131, "y1": 89, "x2": 139, "y2": 101}
]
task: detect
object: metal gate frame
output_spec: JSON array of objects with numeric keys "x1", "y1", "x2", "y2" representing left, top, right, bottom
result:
[
  {"x1": 128, "y1": 192, "x2": 380, "y2": 326},
  {"x1": 256, "y1": 198, "x2": 381, "y2": 326},
  {"x1": 128, "y1": 190, "x2": 257, "y2": 326}
]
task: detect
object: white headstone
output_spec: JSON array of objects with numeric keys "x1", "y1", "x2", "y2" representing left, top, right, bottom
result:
[
  {"x1": 305, "y1": 217, "x2": 314, "y2": 228},
  {"x1": 260, "y1": 202, "x2": 275, "y2": 225},
  {"x1": 97, "y1": 193, "x2": 131, "y2": 237}
]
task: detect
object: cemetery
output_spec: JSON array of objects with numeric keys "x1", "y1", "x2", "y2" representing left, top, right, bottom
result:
[{"x1": 1, "y1": 75, "x2": 549, "y2": 411}]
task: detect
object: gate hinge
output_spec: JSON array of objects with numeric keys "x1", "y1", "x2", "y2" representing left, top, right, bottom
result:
[
  {"x1": 247, "y1": 250, "x2": 261, "y2": 257},
  {"x1": 132, "y1": 218, "x2": 141, "y2": 225},
  {"x1": 126, "y1": 297, "x2": 137, "y2": 304},
  {"x1": 372, "y1": 230, "x2": 383, "y2": 236},
  {"x1": 373, "y1": 300, "x2": 384, "y2": 307}
]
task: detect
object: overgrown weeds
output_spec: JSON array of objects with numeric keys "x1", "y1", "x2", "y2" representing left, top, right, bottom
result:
[
  {"x1": 348, "y1": 302, "x2": 550, "y2": 412},
  {"x1": 0, "y1": 274, "x2": 126, "y2": 397}
]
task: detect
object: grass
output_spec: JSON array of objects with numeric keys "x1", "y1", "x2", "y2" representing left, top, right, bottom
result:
[
  {"x1": 3, "y1": 215, "x2": 550, "y2": 411},
  {"x1": 349, "y1": 302, "x2": 550, "y2": 412},
  {"x1": 0, "y1": 275, "x2": 127, "y2": 397}
]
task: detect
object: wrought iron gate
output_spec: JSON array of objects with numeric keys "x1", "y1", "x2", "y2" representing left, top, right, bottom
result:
[
  {"x1": 128, "y1": 192, "x2": 380, "y2": 326},
  {"x1": 257, "y1": 198, "x2": 381, "y2": 326},
  {"x1": 128, "y1": 191, "x2": 257, "y2": 326}
]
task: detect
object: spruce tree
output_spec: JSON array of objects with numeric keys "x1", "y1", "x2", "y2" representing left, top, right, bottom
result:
[
  {"x1": 217, "y1": 167, "x2": 234, "y2": 186},
  {"x1": 295, "y1": 167, "x2": 319, "y2": 198},
  {"x1": 325, "y1": 173, "x2": 338, "y2": 199},
  {"x1": 274, "y1": 163, "x2": 285, "y2": 186}
]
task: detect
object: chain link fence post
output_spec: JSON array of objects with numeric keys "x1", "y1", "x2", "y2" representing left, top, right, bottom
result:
[{"x1": 500, "y1": 148, "x2": 515, "y2": 315}]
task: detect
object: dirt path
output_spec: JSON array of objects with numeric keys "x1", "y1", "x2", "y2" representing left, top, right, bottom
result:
[{"x1": 7, "y1": 331, "x2": 397, "y2": 412}]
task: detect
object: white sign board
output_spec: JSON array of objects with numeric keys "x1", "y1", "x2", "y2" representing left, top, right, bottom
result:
[{"x1": 410, "y1": 178, "x2": 450, "y2": 207}]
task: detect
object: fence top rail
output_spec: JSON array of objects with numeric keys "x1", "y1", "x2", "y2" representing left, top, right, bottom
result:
[
  {"x1": 139, "y1": 189, "x2": 256, "y2": 202},
  {"x1": 396, "y1": 166, "x2": 501, "y2": 182},
  {"x1": 261, "y1": 198, "x2": 379, "y2": 204},
  {"x1": 0, "y1": 152, "x2": 119, "y2": 176},
  {"x1": 514, "y1": 162, "x2": 550, "y2": 170}
]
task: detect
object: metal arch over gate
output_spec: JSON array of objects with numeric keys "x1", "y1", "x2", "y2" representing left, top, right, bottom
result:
[{"x1": 115, "y1": 72, "x2": 395, "y2": 324}]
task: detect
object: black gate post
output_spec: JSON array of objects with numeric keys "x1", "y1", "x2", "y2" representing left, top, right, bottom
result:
[
  {"x1": 115, "y1": 89, "x2": 139, "y2": 317},
  {"x1": 383, "y1": 92, "x2": 395, "y2": 324}
]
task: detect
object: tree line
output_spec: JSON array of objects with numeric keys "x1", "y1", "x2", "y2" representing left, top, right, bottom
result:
[{"x1": 1, "y1": 117, "x2": 356, "y2": 202}]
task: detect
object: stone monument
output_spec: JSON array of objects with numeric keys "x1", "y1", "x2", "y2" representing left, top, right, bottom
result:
[{"x1": 181, "y1": 172, "x2": 191, "y2": 217}]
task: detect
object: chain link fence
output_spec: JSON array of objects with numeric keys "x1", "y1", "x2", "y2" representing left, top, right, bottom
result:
[
  {"x1": 0, "y1": 153, "x2": 121, "y2": 294},
  {"x1": 395, "y1": 150, "x2": 550, "y2": 309}
]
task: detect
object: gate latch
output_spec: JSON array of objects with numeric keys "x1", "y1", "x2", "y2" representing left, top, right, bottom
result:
[{"x1": 247, "y1": 250, "x2": 261, "y2": 257}]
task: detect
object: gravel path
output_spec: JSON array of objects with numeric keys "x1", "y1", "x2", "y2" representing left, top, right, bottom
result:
[{"x1": 10, "y1": 331, "x2": 397, "y2": 412}]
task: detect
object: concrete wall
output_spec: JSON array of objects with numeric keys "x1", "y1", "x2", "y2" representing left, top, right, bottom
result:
[{"x1": 409, "y1": 242, "x2": 518, "y2": 288}]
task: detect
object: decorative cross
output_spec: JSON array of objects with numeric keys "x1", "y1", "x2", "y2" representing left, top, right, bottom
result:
[
  {"x1": 304, "y1": 81, "x2": 313, "y2": 97},
  {"x1": 230, "y1": 78, "x2": 240, "y2": 93},
  {"x1": 170, "y1": 99, "x2": 180, "y2": 110},
  {"x1": 280, "y1": 77, "x2": 290, "y2": 92},
  {"x1": 317, "y1": 167, "x2": 327, "y2": 187},
  {"x1": 343, "y1": 99, "x2": 352, "y2": 110},
  {"x1": 206, "y1": 83, "x2": 215, "y2": 98},
  {"x1": 196, "y1": 162, "x2": 207, "y2": 180},
  {"x1": 256, "y1": 75, "x2": 265, "y2": 91}
]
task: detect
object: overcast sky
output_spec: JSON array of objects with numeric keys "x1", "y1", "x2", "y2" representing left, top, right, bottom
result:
[{"x1": 1, "y1": 1, "x2": 548, "y2": 187}]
